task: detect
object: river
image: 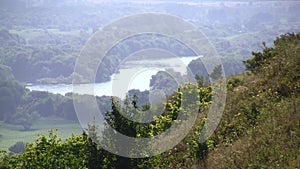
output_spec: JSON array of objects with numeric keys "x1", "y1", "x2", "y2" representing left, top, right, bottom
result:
[{"x1": 26, "y1": 56, "x2": 201, "y2": 98}]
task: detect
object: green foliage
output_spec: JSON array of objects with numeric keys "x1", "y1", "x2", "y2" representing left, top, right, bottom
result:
[
  {"x1": 0, "y1": 130, "x2": 114, "y2": 169},
  {"x1": 244, "y1": 42, "x2": 276, "y2": 72},
  {"x1": 150, "y1": 70, "x2": 179, "y2": 96},
  {"x1": 0, "y1": 78, "x2": 213, "y2": 169},
  {"x1": 188, "y1": 59, "x2": 209, "y2": 80},
  {"x1": 8, "y1": 110, "x2": 40, "y2": 131},
  {"x1": 20, "y1": 131, "x2": 86, "y2": 168},
  {"x1": 244, "y1": 33, "x2": 300, "y2": 97},
  {"x1": 207, "y1": 32, "x2": 300, "y2": 168},
  {"x1": 226, "y1": 75, "x2": 243, "y2": 90},
  {"x1": 0, "y1": 64, "x2": 25, "y2": 121},
  {"x1": 95, "y1": 82, "x2": 211, "y2": 169},
  {"x1": 210, "y1": 65, "x2": 223, "y2": 81},
  {"x1": 1, "y1": 30, "x2": 300, "y2": 168},
  {"x1": 1, "y1": 1, "x2": 299, "y2": 84},
  {"x1": 3, "y1": 90, "x2": 78, "y2": 129},
  {"x1": 195, "y1": 74, "x2": 205, "y2": 88}
]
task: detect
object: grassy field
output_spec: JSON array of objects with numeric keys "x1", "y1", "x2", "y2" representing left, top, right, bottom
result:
[{"x1": 0, "y1": 118, "x2": 83, "y2": 150}]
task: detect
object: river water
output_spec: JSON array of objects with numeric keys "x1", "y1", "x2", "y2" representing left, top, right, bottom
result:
[{"x1": 27, "y1": 56, "x2": 201, "y2": 98}]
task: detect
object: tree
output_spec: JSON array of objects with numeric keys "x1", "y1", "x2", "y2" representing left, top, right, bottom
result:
[
  {"x1": 210, "y1": 65, "x2": 223, "y2": 81},
  {"x1": 102, "y1": 97, "x2": 140, "y2": 169},
  {"x1": 243, "y1": 42, "x2": 275, "y2": 72},
  {"x1": 195, "y1": 74, "x2": 205, "y2": 88},
  {"x1": 244, "y1": 33, "x2": 300, "y2": 97},
  {"x1": 0, "y1": 64, "x2": 25, "y2": 121},
  {"x1": 9, "y1": 110, "x2": 40, "y2": 131},
  {"x1": 150, "y1": 71, "x2": 178, "y2": 96},
  {"x1": 188, "y1": 59, "x2": 209, "y2": 81}
]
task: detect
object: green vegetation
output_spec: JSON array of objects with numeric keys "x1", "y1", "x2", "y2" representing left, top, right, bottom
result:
[
  {"x1": 0, "y1": 119, "x2": 82, "y2": 150},
  {"x1": 149, "y1": 70, "x2": 179, "y2": 96},
  {"x1": 209, "y1": 65, "x2": 223, "y2": 81},
  {"x1": 0, "y1": 64, "x2": 112, "y2": 131},
  {"x1": 1, "y1": 1, "x2": 298, "y2": 84},
  {"x1": 0, "y1": 1, "x2": 300, "y2": 168},
  {"x1": 208, "y1": 33, "x2": 300, "y2": 168},
  {"x1": 0, "y1": 70, "x2": 76, "y2": 131},
  {"x1": 1, "y1": 32, "x2": 299, "y2": 169},
  {"x1": 0, "y1": 81, "x2": 211, "y2": 168}
]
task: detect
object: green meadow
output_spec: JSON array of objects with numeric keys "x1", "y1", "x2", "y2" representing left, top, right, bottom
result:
[{"x1": 0, "y1": 118, "x2": 82, "y2": 150}]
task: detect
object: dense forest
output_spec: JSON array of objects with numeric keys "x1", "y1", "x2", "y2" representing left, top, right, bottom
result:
[{"x1": 0, "y1": 0, "x2": 300, "y2": 168}]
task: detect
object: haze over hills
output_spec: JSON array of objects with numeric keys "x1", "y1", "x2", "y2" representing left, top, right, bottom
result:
[
  {"x1": 0, "y1": 0, "x2": 299, "y2": 84},
  {"x1": 0, "y1": 0, "x2": 299, "y2": 168}
]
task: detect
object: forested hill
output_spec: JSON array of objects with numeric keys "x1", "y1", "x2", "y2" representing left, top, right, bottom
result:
[
  {"x1": 0, "y1": 33, "x2": 299, "y2": 168},
  {"x1": 1, "y1": 0, "x2": 299, "y2": 83}
]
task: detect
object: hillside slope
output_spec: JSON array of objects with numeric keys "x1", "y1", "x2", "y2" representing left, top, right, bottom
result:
[
  {"x1": 0, "y1": 33, "x2": 299, "y2": 169},
  {"x1": 205, "y1": 33, "x2": 300, "y2": 168}
]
